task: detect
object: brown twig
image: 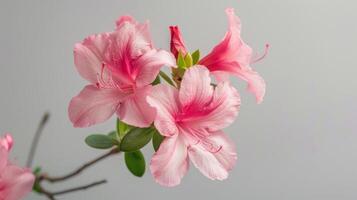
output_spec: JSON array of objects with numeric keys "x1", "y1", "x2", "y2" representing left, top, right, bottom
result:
[
  {"x1": 37, "y1": 179, "x2": 107, "y2": 199},
  {"x1": 40, "y1": 148, "x2": 120, "y2": 183}
]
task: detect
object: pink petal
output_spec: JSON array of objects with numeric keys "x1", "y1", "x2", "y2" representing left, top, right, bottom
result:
[
  {"x1": 2, "y1": 165, "x2": 35, "y2": 200},
  {"x1": 68, "y1": 85, "x2": 127, "y2": 127},
  {"x1": 147, "y1": 84, "x2": 180, "y2": 136},
  {"x1": 117, "y1": 86, "x2": 156, "y2": 127},
  {"x1": 134, "y1": 49, "x2": 176, "y2": 87},
  {"x1": 115, "y1": 15, "x2": 152, "y2": 50},
  {"x1": 179, "y1": 65, "x2": 213, "y2": 109},
  {"x1": 0, "y1": 147, "x2": 8, "y2": 172},
  {"x1": 0, "y1": 133, "x2": 13, "y2": 151},
  {"x1": 74, "y1": 33, "x2": 111, "y2": 84},
  {"x1": 188, "y1": 131, "x2": 237, "y2": 180},
  {"x1": 234, "y1": 67, "x2": 266, "y2": 104},
  {"x1": 199, "y1": 8, "x2": 265, "y2": 103},
  {"x1": 169, "y1": 26, "x2": 188, "y2": 58},
  {"x1": 150, "y1": 134, "x2": 189, "y2": 187},
  {"x1": 189, "y1": 81, "x2": 240, "y2": 132}
]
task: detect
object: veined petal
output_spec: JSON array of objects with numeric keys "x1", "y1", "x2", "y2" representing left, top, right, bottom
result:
[
  {"x1": 134, "y1": 49, "x2": 176, "y2": 87},
  {"x1": 117, "y1": 86, "x2": 156, "y2": 127},
  {"x1": 1, "y1": 165, "x2": 35, "y2": 200},
  {"x1": 233, "y1": 67, "x2": 266, "y2": 104},
  {"x1": 179, "y1": 66, "x2": 213, "y2": 109},
  {"x1": 191, "y1": 82, "x2": 240, "y2": 132},
  {"x1": 150, "y1": 134, "x2": 189, "y2": 187},
  {"x1": 68, "y1": 85, "x2": 126, "y2": 127},
  {"x1": 188, "y1": 131, "x2": 237, "y2": 180},
  {"x1": 199, "y1": 8, "x2": 265, "y2": 103},
  {"x1": 74, "y1": 33, "x2": 111, "y2": 84},
  {"x1": 147, "y1": 84, "x2": 180, "y2": 136},
  {"x1": 169, "y1": 26, "x2": 188, "y2": 58},
  {"x1": 116, "y1": 15, "x2": 152, "y2": 50}
]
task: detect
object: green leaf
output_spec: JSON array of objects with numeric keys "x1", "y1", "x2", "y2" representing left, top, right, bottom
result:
[
  {"x1": 191, "y1": 49, "x2": 200, "y2": 65},
  {"x1": 33, "y1": 166, "x2": 42, "y2": 175},
  {"x1": 108, "y1": 131, "x2": 118, "y2": 140},
  {"x1": 85, "y1": 134, "x2": 115, "y2": 149},
  {"x1": 159, "y1": 71, "x2": 175, "y2": 86},
  {"x1": 120, "y1": 127, "x2": 155, "y2": 152},
  {"x1": 116, "y1": 119, "x2": 132, "y2": 140},
  {"x1": 152, "y1": 130, "x2": 164, "y2": 151},
  {"x1": 177, "y1": 51, "x2": 186, "y2": 68},
  {"x1": 124, "y1": 150, "x2": 145, "y2": 177},
  {"x1": 152, "y1": 75, "x2": 161, "y2": 85},
  {"x1": 184, "y1": 53, "x2": 193, "y2": 67}
]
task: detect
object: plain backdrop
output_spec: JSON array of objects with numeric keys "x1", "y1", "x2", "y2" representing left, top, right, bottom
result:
[{"x1": 1, "y1": 0, "x2": 356, "y2": 199}]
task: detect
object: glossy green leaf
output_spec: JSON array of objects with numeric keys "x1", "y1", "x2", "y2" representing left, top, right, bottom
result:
[
  {"x1": 85, "y1": 134, "x2": 115, "y2": 149},
  {"x1": 116, "y1": 119, "x2": 132, "y2": 140},
  {"x1": 152, "y1": 130, "x2": 164, "y2": 151},
  {"x1": 191, "y1": 49, "x2": 200, "y2": 65},
  {"x1": 184, "y1": 53, "x2": 193, "y2": 67},
  {"x1": 120, "y1": 127, "x2": 155, "y2": 152},
  {"x1": 107, "y1": 131, "x2": 117, "y2": 140},
  {"x1": 177, "y1": 51, "x2": 186, "y2": 68},
  {"x1": 159, "y1": 71, "x2": 175, "y2": 86},
  {"x1": 152, "y1": 75, "x2": 161, "y2": 85},
  {"x1": 124, "y1": 150, "x2": 145, "y2": 177}
]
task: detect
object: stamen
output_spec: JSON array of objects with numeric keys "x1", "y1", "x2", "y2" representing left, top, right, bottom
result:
[{"x1": 252, "y1": 43, "x2": 270, "y2": 64}]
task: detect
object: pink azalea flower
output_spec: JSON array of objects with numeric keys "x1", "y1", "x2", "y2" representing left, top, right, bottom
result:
[
  {"x1": 0, "y1": 134, "x2": 35, "y2": 200},
  {"x1": 170, "y1": 8, "x2": 267, "y2": 103},
  {"x1": 69, "y1": 16, "x2": 176, "y2": 128},
  {"x1": 147, "y1": 66, "x2": 239, "y2": 187}
]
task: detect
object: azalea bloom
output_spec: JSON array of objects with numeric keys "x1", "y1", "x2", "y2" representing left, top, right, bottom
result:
[
  {"x1": 0, "y1": 134, "x2": 35, "y2": 200},
  {"x1": 170, "y1": 8, "x2": 267, "y2": 103},
  {"x1": 147, "y1": 66, "x2": 239, "y2": 187},
  {"x1": 69, "y1": 16, "x2": 176, "y2": 128}
]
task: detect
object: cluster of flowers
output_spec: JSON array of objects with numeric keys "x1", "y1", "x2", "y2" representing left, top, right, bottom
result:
[
  {"x1": 0, "y1": 7, "x2": 267, "y2": 199},
  {"x1": 68, "y1": 8, "x2": 266, "y2": 187}
]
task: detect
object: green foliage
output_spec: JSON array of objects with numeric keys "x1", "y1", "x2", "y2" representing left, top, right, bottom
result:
[
  {"x1": 120, "y1": 127, "x2": 156, "y2": 152},
  {"x1": 177, "y1": 51, "x2": 186, "y2": 68},
  {"x1": 152, "y1": 130, "x2": 164, "y2": 151},
  {"x1": 85, "y1": 134, "x2": 117, "y2": 149},
  {"x1": 184, "y1": 53, "x2": 193, "y2": 67},
  {"x1": 116, "y1": 119, "x2": 133, "y2": 140},
  {"x1": 159, "y1": 71, "x2": 175, "y2": 86},
  {"x1": 124, "y1": 150, "x2": 146, "y2": 177},
  {"x1": 191, "y1": 49, "x2": 200, "y2": 65},
  {"x1": 152, "y1": 75, "x2": 161, "y2": 85}
]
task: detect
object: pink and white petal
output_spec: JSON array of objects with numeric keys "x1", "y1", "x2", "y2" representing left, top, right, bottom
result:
[
  {"x1": 169, "y1": 26, "x2": 188, "y2": 58},
  {"x1": 68, "y1": 85, "x2": 126, "y2": 127},
  {"x1": 2, "y1": 165, "x2": 35, "y2": 200},
  {"x1": 233, "y1": 67, "x2": 266, "y2": 104},
  {"x1": 211, "y1": 71, "x2": 231, "y2": 82},
  {"x1": 0, "y1": 147, "x2": 8, "y2": 172},
  {"x1": 134, "y1": 49, "x2": 176, "y2": 87},
  {"x1": 115, "y1": 15, "x2": 152, "y2": 49},
  {"x1": 150, "y1": 134, "x2": 189, "y2": 187},
  {"x1": 188, "y1": 144, "x2": 228, "y2": 181},
  {"x1": 0, "y1": 133, "x2": 13, "y2": 151},
  {"x1": 179, "y1": 66, "x2": 213, "y2": 108},
  {"x1": 188, "y1": 131, "x2": 237, "y2": 180},
  {"x1": 204, "y1": 131, "x2": 237, "y2": 171},
  {"x1": 117, "y1": 86, "x2": 156, "y2": 127},
  {"x1": 74, "y1": 33, "x2": 111, "y2": 84},
  {"x1": 199, "y1": 8, "x2": 252, "y2": 70},
  {"x1": 186, "y1": 82, "x2": 240, "y2": 132},
  {"x1": 147, "y1": 84, "x2": 180, "y2": 136}
]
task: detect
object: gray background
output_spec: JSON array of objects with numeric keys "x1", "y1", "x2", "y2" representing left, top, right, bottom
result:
[{"x1": 1, "y1": 0, "x2": 356, "y2": 199}]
